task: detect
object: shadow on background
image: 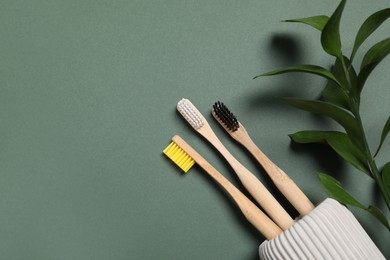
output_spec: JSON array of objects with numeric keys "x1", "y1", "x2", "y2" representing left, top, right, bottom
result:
[
  {"x1": 240, "y1": 33, "x2": 363, "y2": 249},
  {"x1": 248, "y1": 32, "x2": 348, "y2": 184},
  {"x1": 246, "y1": 32, "x2": 310, "y2": 110},
  {"x1": 269, "y1": 33, "x2": 302, "y2": 65},
  {"x1": 248, "y1": 34, "x2": 390, "y2": 258},
  {"x1": 289, "y1": 142, "x2": 346, "y2": 182}
]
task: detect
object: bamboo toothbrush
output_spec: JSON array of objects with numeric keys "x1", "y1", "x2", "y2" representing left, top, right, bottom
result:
[
  {"x1": 163, "y1": 135, "x2": 283, "y2": 239},
  {"x1": 177, "y1": 98, "x2": 294, "y2": 230},
  {"x1": 212, "y1": 101, "x2": 315, "y2": 216}
]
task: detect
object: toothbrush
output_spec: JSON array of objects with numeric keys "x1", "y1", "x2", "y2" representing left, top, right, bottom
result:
[
  {"x1": 163, "y1": 135, "x2": 283, "y2": 239},
  {"x1": 212, "y1": 101, "x2": 315, "y2": 216},
  {"x1": 177, "y1": 98, "x2": 294, "y2": 230}
]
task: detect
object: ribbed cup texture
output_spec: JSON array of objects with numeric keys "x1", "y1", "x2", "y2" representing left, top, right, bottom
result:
[{"x1": 259, "y1": 198, "x2": 385, "y2": 260}]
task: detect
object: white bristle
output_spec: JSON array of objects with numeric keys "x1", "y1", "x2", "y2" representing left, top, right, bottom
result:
[{"x1": 177, "y1": 99, "x2": 204, "y2": 129}]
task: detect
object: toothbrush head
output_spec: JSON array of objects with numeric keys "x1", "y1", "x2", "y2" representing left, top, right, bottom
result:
[
  {"x1": 177, "y1": 98, "x2": 205, "y2": 130},
  {"x1": 212, "y1": 101, "x2": 239, "y2": 132},
  {"x1": 163, "y1": 140, "x2": 195, "y2": 173}
]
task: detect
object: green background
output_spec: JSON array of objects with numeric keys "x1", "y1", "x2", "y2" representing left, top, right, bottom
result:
[{"x1": 1, "y1": 0, "x2": 389, "y2": 259}]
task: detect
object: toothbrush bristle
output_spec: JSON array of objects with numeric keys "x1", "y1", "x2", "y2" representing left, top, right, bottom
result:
[
  {"x1": 163, "y1": 141, "x2": 195, "y2": 173},
  {"x1": 212, "y1": 101, "x2": 239, "y2": 132},
  {"x1": 177, "y1": 98, "x2": 204, "y2": 129}
]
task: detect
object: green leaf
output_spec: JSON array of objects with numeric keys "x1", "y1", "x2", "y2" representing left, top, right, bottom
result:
[
  {"x1": 351, "y1": 8, "x2": 390, "y2": 61},
  {"x1": 381, "y1": 163, "x2": 390, "y2": 212},
  {"x1": 321, "y1": 57, "x2": 357, "y2": 109},
  {"x1": 282, "y1": 98, "x2": 362, "y2": 145},
  {"x1": 366, "y1": 205, "x2": 390, "y2": 231},
  {"x1": 290, "y1": 131, "x2": 370, "y2": 175},
  {"x1": 256, "y1": 65, "x2": 341, "y2": 86},
  {"x1": 284, "y1": 15, "x2": 329, "y2": 31},
  {"x1": 321, "y1": 0, "x2": 346, "y2": 60},
  {"x1": 360, "y1": 37, "x2": 390, "y2": 69},
  {"x1": 317, "y1": 172, "x2": 365, "y2": 208},
  {"x1": 382, "y1": 162, "x2": 390, "y2": 198},
  {"x1": 326, "y1": 133, "x2": 370, "y2": 176},
  {"x1": 343, "y1": 58, "x2": 358, "y2": 100},
  {"x1": 374, "y1": 116, "x2": 390, "y2": 156},
  {"x1": 337, "y1": 56, "x2": 357, "y2": 96},
  {"x1": 318, "y1": 173, "x2": 390, "y2": 230},
  {"x1": 357, "y1": 37, "x2": 390, "y2": 93},
  {"x1": 322, "y1": 83, "x2": 350, "y2": 109},
  {"x1": 289, "y1": 130, "x2": 339, "y2": 144}
]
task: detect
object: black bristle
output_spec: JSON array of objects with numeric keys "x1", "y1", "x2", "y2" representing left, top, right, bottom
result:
[{"x1": 213, "y1": 101, "x2": 239, "y2": 132}]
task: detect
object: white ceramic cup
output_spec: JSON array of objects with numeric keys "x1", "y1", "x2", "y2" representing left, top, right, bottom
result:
[{"x1": 259, "y1": 198, "x2": 385, "y2": 260}]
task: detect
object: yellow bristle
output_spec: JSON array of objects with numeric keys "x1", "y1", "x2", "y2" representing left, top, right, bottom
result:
[{"x1": 163, "y1": 141, "x2": 195, "y2": 173}]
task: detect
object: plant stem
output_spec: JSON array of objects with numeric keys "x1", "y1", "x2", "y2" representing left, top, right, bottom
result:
[{"x1": 350, "y1": 101, "x2": 390, "y2": 211}]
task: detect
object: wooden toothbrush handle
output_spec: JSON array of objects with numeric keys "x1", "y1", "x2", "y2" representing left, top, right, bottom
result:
[
  {"x1": 231, "y1": 163, "x2": 295, "y2": 230},
  {"x1": 244, "y1": 137, "x2": 315, "y2": 216},
  {"x1": 199, "y1": 126, "x2": 294, "y2": 230},
  {"x1": 173, "y1": 135, "x2": 282, "y2": 239},
  {"x1": 201, "y1": 162, "x2": 283, "y2": 240}
]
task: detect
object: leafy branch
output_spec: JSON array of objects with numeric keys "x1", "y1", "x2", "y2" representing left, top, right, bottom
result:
[{"x1": 256, "y1": 0, "x2": 390, "y2": 230}]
